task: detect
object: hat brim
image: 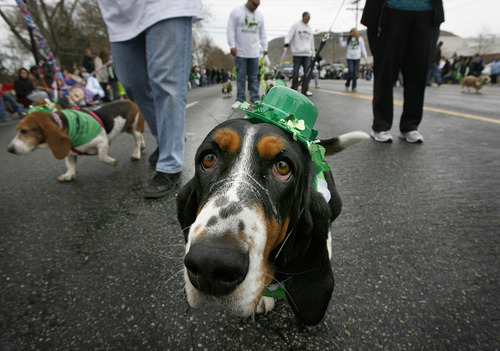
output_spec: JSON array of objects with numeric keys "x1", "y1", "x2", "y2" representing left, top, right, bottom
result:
[{"x1": 243, "y1": 109, "x2": 313, "y2": 146}]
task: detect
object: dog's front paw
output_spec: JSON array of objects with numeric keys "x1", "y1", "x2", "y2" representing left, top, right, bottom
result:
[
  {"x1": 58, "y1": 174, "x2": 74, "y2": 182},
  {"x1": 255, "y1": 296, "x2": 275, "y2": 314}
]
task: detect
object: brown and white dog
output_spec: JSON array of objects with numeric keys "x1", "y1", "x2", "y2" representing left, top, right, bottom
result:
[
  {"x1": 8, "y1": 99, "x2": 145, "y2": 181},
  {"x1": 222, "y1": 82, "x2": 232, "y2": 97},
  {"x1": 177, "y1": 118, "x2": 368, "y2": 325},
  {"x1": 461, "y1": 75, "x2": 490, "y2": 93}
]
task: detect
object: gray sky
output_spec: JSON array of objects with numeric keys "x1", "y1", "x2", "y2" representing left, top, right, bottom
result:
[{"x1": 203, "y1": 0, "x2": 499, "y2": 52}]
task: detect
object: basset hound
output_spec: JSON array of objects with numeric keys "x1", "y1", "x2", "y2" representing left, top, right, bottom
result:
[
  {"x1": 177, "y1": 118, "x2": 368, "y2": 326},
  {"x1": 7, "y1": 99, "x2": 145, "y2": 181}
]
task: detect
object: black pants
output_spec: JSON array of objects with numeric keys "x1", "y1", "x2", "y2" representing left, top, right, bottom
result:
[
  {"x1": 292, "y1": 56, "x2": 312, "y2": 94},
  {"x1": 367, "y1": 7, "x2": 440, "y2": 133}
]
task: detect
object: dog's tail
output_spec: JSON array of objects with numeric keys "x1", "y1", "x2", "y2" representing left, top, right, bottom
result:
[{"x1": 319, "y1": 131, "x2": 369, "y2": 156}]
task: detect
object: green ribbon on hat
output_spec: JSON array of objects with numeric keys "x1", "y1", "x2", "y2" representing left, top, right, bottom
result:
[{"x1": 228, "y1": 86, "x2": 330, "y2": 174}]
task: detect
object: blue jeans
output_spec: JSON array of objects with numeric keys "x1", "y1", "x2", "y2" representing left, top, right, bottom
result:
[
  {"x1": 346, "y1": 59, "x2": 360, "y2": 89},
  {"x1": 427, "y1": 63, "x2": 442, "y2": 85},
  {"x1": 1, "y1": 92, "x2": 24, "y2": 119},
  {"x1": 235, "y1": 56, "x2": 259, "y2": 103},
  {"x1": 110, "y1": 17, "x2": 192, "y2": 174}
]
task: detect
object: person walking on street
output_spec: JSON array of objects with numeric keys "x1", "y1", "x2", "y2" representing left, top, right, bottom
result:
[
  {"x1": 339, "y1": 28, "x2": 368, "y2": 92},
  {"x1": 284, "y1": 11, "x2": 315, "y2": 96},
  {"x1": 227, "y1": 0, "x2": 267, "y2": 109},
  {"x1": 98, "y1": 0, "x2": 203, "y2": 198},
  {"x1": 361, "y1": 0, "x2": 444, "y2": 143},
  {"x1": 427, "y1": 41, "x2": 443, "y2": 86},
  {"x1": 490, "y1": 56, "x2": 500, "y2": 85}
]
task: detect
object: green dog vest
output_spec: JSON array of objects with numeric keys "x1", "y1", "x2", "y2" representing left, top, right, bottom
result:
[{"x1": 61, "y1": 109, "x2": 103, "y2": 147}]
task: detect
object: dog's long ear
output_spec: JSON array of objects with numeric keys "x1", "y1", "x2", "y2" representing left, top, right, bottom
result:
[
  {"x1": 176, "y1": 178, "x2": 199, "y2": 242},
  {"x1": 320, "y1": 131, "x2": 369, "y2": 156},
  {"x1": 282, "y1": 188, "x2": 334, "y2": 326},
  {"x1": 35, "y1": 112, "x2": 72, "y2": 159}
]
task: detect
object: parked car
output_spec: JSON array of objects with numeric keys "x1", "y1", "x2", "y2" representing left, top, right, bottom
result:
[{"x1": 320, "y1": 63, "x2": 345, "y2": 79}]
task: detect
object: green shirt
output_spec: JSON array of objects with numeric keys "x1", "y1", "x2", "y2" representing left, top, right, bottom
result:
[{"x1": 61, "y1": 109, "x2": 103, "y2": 147}]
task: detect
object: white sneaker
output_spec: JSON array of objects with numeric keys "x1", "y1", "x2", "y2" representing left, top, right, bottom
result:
[
  {"x1": 231, "y1": 102, "x2": 240, "y2": 110},
  {"x1": 370, "y1": 130, "x2": 393, "y2": 143},
  {"x1": 252, "y1": 100, "x2": 260, "y2": 104},
  {"x1": 399, "y1": 131, "x2": 424, "y2": 143},
  {"x1": 306, "y1": 91, "x2": 313, "y2": 96}
]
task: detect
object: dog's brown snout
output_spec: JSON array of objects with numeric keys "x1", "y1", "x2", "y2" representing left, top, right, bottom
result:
[{"x1": 184, "y1": 241, "x2": 249, "y2": 296}]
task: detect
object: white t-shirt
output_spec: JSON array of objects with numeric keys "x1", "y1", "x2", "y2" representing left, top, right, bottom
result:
[
  {"x1": 227, "y1": 5, "x2": 268, "y2": 58},
  {"x1": 97, "y1": 0, "x2": 203, "y2": 42},
  {"x1": 284, "y1": 21, "x2": 314, "y2": 57}
]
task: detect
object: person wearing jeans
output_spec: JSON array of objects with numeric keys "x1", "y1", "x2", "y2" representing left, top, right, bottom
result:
[
  {"x1": 235, "y1": 56, "x2": 260, "y2": 104},
  {"x1": 227, "y1": 0, "x2": 267, "y2": 109},
  {"x1": 339, "y1": 28, "x2": 368, "y2": 92},
  {"x1": 98, "y1": 1, "x2": 203, "y2": 198},
  {"x1": 0, "y1": 90, "x2": 24, "y2": 121}
]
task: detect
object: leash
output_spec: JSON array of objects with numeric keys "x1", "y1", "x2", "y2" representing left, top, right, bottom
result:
[{"x1": 274, "y1": 47, "x2": 288, "y2": 80}]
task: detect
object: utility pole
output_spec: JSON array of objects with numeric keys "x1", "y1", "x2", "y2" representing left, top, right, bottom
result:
[{"x1": 346, "y1": 0, "x2": 363, "y2": 28}]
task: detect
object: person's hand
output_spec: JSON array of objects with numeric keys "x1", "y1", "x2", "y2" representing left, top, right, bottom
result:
[{"x1": 230, "y1": 48, "x2": 237, "y2": 56}]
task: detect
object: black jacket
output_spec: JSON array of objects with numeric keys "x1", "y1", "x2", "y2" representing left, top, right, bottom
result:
[
  {"x1": 82, "y1": 55, "x2": 95, "y2": 74},
  {"x1": 14, "y1": 76, "x2": 34, "y2": 99},
  {"x1": 361, "y1": 0, "x2": 444, "y2": 31}
]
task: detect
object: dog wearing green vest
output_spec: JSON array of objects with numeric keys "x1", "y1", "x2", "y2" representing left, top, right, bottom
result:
[
  {"x1": 177, "y1": 86, "x2": 368, "y2": 326},
  {"x1": 8, "y1": 99, "x2": 145, "y2": 181}
]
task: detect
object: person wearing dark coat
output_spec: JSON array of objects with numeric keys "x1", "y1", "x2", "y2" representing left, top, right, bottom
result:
[
  {"x1": 14, "y1": 67, "x2": 49, "y2": 102},
  {"x1": 361, "y1": 0, "x2": 444, "y2": 143},
  {"x1": 82, "y1": 49, "x2": 95, "y2": 74}
]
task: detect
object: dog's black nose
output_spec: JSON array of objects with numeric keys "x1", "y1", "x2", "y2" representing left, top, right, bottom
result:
[
  {"x1": 184, "y1": 241, "x2": 249, "y2": 296},
  {"x1": 7, "y1": 147, "x2": 15, "y2": 154}
]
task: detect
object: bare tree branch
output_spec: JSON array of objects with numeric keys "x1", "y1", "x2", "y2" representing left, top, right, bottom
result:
[{"x1": 0, "y1": 8, "x2": 31, "y2": 51}]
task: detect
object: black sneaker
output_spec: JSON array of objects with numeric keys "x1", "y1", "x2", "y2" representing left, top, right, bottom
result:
[
  {"x1": 148, "y1": 147, "x2": 159, "y2": 167},
  {"x1": 143, "y1": 172, "x2": 180, "y2": 198}
]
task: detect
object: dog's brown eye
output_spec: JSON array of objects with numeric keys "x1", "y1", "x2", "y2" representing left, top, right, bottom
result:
[
  {"x1": 20, "y1": 129, "x2": 28, "y2": 135},
  {"x1": 272, "y1": 160, "x2": 291, "y2": 181},
  {"x1": 202, "y1": 154, "x2": 217, "y2": 170}
]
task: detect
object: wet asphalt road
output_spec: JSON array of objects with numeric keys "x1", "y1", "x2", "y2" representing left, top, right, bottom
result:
[{"x1": 1, "y1": 80, "x2": 499, "y2": 350}]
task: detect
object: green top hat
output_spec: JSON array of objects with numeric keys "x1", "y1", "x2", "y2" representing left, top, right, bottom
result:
[
  {"x1": 231, "y1": 85, "x2": 330, "y2": 174},
  {"x1": 243, "y1": 86, "x2": 319, "y2": 143}
]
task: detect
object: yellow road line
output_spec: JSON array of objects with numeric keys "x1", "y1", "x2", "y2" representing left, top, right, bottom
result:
[{"x1": 313, "y1": 88, "x2": 500, "y2": 125}]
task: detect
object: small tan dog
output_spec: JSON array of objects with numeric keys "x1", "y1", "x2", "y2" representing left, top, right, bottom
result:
[
  {"x1": 461, "y1": 75, "x2": 490, "y2": 93},
  {"x1": 221, "y1": 81, "x2": 232, "y2": 97}
]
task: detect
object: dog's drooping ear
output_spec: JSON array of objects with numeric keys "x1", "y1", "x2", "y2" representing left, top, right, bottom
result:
[
  {"x1": 176, "y1": 179, "x2": 199, "y2": 242},
  {"x1": 34, "y1": 112, "x2": 72, "y2": 159},
  {"x1": 282, "y1": 187, "x2": 334, "y2": 326}
]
